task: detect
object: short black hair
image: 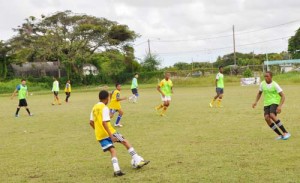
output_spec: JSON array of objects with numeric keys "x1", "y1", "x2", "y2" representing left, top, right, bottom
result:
[
  {"x1": 115, "y1": 83, "x2": 121, "y2": 88},
  {"x1": 99, "y1": 90, "x2": 109, "y2": 100},
  {"x1": 219, "y1": 66, "x2": 223, "y2": 69},
  {"x1": 265, "y1": 71, "x2": 273, "y2": 77},
  {"x1": 134, "y1": 73, "x2": 138, "y2": 76},
  {"x1": 21, "y1": 79, "x2": 26, "y2": 82}
]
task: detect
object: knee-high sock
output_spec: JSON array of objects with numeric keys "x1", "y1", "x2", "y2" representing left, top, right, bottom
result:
[
  {"x1": 111, "y1": 157, "x2": 121, "y2": 172},
  {"x1": 115, "y1": 115, "x2": 122, "y2": 125},
  {"x1": 15, "y1": 108, "x2": 20, "y2": 115},
  {"x1": 269, "y1": 123, "x2": 282, "y2": 136},
  {"x1": 275, "y1": 120, "x2": 287, "y2": 133}
]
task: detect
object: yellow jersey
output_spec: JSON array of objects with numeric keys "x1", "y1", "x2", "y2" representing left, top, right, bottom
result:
[
  {"x1": 108, "y1": 90, "x2": 121, "y2": 110},
  {"x1": 64, "y1": 83, "x2": 71, "y2": 92},
  {"x1": 90, "y1": 102, "x2": 116, "y2": 141}
]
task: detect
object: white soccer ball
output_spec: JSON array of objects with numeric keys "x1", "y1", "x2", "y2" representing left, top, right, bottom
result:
[{"x1": 131, "y1": 156, "x2": 144, "y2": 169}]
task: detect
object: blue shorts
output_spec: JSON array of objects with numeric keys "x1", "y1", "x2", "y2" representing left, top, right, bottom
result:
[
  {"x1": 99, "y1": 138, "x2": 114, "y2": 152},
  {"x1": 216, "y1": 88, "x2": 224, "y2": 95}
]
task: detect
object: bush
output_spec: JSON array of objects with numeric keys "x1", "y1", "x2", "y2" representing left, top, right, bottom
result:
[{"x1": 243, "y1": 68, "x2": 253, "y2": 77}]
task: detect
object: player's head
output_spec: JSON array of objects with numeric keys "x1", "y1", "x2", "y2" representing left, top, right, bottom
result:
[
  {"x1": 115, "y1": 83, "x2": 121, "y2": 90},
  {"x1": 99, "y1": 90, "x2": 109, "y2": 104},
  {"x1": 264, "y1": 71, "x2": 273, "y2": 83},
  {"x1": 165, "y1": 72, "x2": 171, "y2": 80},
  {"x1": 67, "y1": 80, "x2": 70, "y2": 83},
  {"x1": 53, "y1": 77, "x2": 57, "y2": 81},
  {"x1": 134, "y1": 73, "x2": 139, "y2": 78},
  {"x1": 219, "y1": 66, "x2": 223, "y2": 73},
  {"x1": 21, "y1": 79, "x2": 26, "y2": 85}
]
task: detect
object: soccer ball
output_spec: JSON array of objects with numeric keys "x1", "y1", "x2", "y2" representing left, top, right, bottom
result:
[{"x1": 131, "y1": 156, "x2": 144, "y2": 169}]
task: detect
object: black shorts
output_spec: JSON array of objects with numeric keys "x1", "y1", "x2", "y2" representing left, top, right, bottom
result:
[
  {"x1": 53, "y1": 91, "x2": 59, "y2": 96},
  {"x1": 216, "y1": 88, "x2": 224, "y2": 94},
  {"x1": 19, "y1": 99, "x2": 28, "y2": 107},
  {"x1": 131, "y1": 88, "x2": 138, "y2": 95},
  {"x1": 264, "y1": 104, "x2": 278, "y2": 116}
]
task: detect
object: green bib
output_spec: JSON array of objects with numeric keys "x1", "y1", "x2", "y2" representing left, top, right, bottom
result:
[
  {"x1": 262, "y1": 81, "x2": 281, "y2": 106},
  {"x1": 18, "y1": 85, "x2": 27, "y2": 99},
  {"x1": 217, "y1": 73, "x2": 224, "y2": 88}
]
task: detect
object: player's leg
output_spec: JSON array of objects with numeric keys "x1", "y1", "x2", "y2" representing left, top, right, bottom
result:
[
  {"x1": 155, "y1": 95, "x2": 165, "y2": 111},
  {"x1": 115, "y1": 109, "x2": 123, "y2": 127},
  {"x1": 23, "y1": 99, "x2": 32, "y2": 116},
  {"x1": 217, "y1": 90, "x2": 224, "y2": 107},
  {"x1": 264, "y1": 106, "x2": 282, "y2": 139},
  {"x1": 269, "y1": 105, "x2": 291, "y2": 140},
  {"x1": 113, "y1": 133, "x2": 150, "y2": 168},
  {"x1": 161, "y1": 99, "x2": 170, "y2": 116},
  {"x1": 15, "y1": 100, "x2": 21, "y2": 117},
  {"x1": 52, "y1": 92, "x2": 57, "y2": 105},
  {"x1": 56, "y1": 92, "x2": 61, "y2": 105},
  {"x1": 210, "y1": 88, "x2": 220, "y2": 107},
  {"x1": 110, "y1": 109, "x2": 116, "y2": 118},
  {"x1": 133, "y1": 89, "x2": 139, "y2": 103}
]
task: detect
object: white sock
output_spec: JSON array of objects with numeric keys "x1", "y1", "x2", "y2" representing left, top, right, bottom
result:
[
  {"x1": 111, "y1": 157, "x2": 120, "y2": 172},
  {"x1": 128, "y1": 147, "x2": 141, "y2": 162}
]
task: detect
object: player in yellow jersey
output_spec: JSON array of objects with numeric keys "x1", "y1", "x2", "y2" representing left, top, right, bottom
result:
[
  {"x1": 108, "y1": 83, "x2": 127, "y2": 127},
  {"x1": 64, "y1": 80, "x2": 71, "y2": 103},
  {"x1": 89, "y1": 90, "x2": 149, "y2": 177},
  {"x1": 155, "y1": 72, "x2": 173, "y2": 116}
]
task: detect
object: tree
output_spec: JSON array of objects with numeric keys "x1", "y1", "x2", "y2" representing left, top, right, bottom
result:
[
  {"x1": 9, "y1": 10, "x2": 138, "y2": 78},
  {"x1": 0, "y1": 41, "x2": 11, "y2": 79},
  {"x1": 141, "y1": 54, "x2": 161, "y2": 71},
  {"x1": 288, "y1": 27, "x2": 300, "y2": 59}
]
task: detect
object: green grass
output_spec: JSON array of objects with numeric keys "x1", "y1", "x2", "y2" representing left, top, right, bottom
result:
[{"x1": 1, "y1": 85, "x2": 299, "y2": 182}]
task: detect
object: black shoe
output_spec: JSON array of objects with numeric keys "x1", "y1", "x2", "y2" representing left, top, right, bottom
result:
[{"x1": 114, "y1": 170, "x2": 125, "y2": 177}]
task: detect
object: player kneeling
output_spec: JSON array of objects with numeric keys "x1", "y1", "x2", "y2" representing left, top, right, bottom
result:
[{"x1": 89, "y1": 90, "x2": 150, "y2": 177}]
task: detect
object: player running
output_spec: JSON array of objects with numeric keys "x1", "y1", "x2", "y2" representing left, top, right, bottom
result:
[
  {"x1": 252, "y1": 71, "x2": 291, "y2": 140},
  {"x1": 64, "y1": 80, "x2": 71, "y2": 103},
  {"x1": 89, "y1": 90, "x2": 150, "y2": 177},
  {"x1": 11, "y1": 79, "x2": 33, "y2": 117},
  {"x1": 155, "y1": 72, "x2": 173, "y2": 116},
  {"x1": 129, "y1": 73, "x2": 139, "y2": 103},
  {"x1": 52, "y1": 77, "x2": 61, "y2": 105},
  {"x1": 108, "y1": 84, "x2": 127, "y2": 127},
  {"x1": 210, "y1": 66, "x2": 224, "y2": 108}
]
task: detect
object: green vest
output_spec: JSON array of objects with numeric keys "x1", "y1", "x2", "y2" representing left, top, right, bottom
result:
[
  {"x1": 131, "y1": 78, "x2": 138, "y2": 89},
  {"x1": 18, "y1": 85, "x2": 27, "y2": 99},
  {"x1": 217, "y1": 73, "x2": 224, "y2": 88},
  {"x1": 262, "y1": 81, "x2": 281, "y2": 106}
]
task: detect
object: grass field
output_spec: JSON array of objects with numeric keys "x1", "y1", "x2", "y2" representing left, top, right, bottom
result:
[{"x1": 1, "y1": 85, "x2": 300, "y2": 183}]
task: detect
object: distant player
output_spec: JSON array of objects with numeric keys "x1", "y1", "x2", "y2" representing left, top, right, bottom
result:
[
  {"x1": 108, "y1": 84, "x2": 127, "y2": 127},
  {"x1": 129, "y1": 73, "x2": 139, "y2": 103},
  {"x1": 155, "y1": 72, "x2": 173, "y2": 116},
  {"x1": 252, "y1": 71, "x2": 291, "y2": 140},
  {"x1": 11, "y1": 79, "x2": 33, "y2": 117},
  {"x1": 52, "y1": 77, "x2": 61, "y2": 105},
  {"x1": 210, "y1": 66, "x2": 224, "y2": 108},
  {"x1": 89, "y1": 90, "x2": 149, "y2": 176},
  {"x1": 64, "y1": 80, "x2": 71, "y2": 103}
]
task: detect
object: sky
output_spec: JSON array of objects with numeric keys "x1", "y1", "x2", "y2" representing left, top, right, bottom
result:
[{"x1": 0, "y1": 0, "x2": 300, "y2": 66}]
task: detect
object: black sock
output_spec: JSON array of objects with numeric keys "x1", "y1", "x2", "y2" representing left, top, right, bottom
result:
[
  {"x1": 15, "y1": 108, "x2": 20, "y2": 115},
  {"x1": 269, "y1": 123, "x2": 282, "y2": 136},
  {"x1": 275, "y1": 120, "x2": 287, "y2": 133},
  {"x1": 26, "y1": 108, "x2": 31, "y2": 115}
]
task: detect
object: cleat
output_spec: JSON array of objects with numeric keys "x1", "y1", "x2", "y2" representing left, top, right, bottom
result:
[
  {"x1": 29, "y1": 114, "x2": 33, "y2": 117},
  {"x1": 51, "y1": 103, "x2": 55, "y2": 105},
  {"x1": 136, "y1": 160, "x2": 150, "y2": 169},
  {"x1": 275, "y1": 135, "x2": 283, "y2": 140},
  {"x1": 114, "y1": 170, "x2": 125, "y2": 177},
  {"x1": 15, "y1": 114, "x2": 19, "y2": 117},
  {"x1": 282, "y1": 133, "x2": 291, "y2": 140},
  {"x1": 114, "y1": 124, "x2": 123, "y2": 127},
  {"x1": 209, "y1": 103, "x2": 213, "y2": 108},
  {"x1": 160, "y1": 113, "x2": 166, "y2": 117}
]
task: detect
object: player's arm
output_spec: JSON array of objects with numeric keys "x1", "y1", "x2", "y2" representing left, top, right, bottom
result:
[
  {"x1": 157, "y1": 84, "x2": 165, "y2": 97},
  {"x1": 89, "y1": 112, "x2": 95, "y2": 129},
  {"x1": 215, "y1": 79, "x2": 218, "y2": 88},
  {"x1": 102, "y1": 121, "x2": 116, "y2": 142},
  {"x1": 252, "y1": 91, "x2": 262, "y2": 108},
  {"x1": 11, "y1": 89, "x2": 18, "y2": 99},
  {"x1": 116, "y1": 93, "x2": 127, "y2": 101},
  {"x1": 277, "y1": 92, "x2": 285, "y2": 113}
]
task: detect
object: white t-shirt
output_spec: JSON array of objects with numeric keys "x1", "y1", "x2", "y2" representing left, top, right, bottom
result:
[
  {"x1": 259, "y1": 81, "x2": 283, "y2": 93},
  {"x1": 216, "y1": 73, "x2": 223, "y2": 80},
  {"x1": 90, "y1": 102, "x2": 111, "y2": 122}
]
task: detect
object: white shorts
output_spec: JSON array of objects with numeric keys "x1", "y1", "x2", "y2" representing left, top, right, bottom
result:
[{"x1": 161, "y1": 96, "x2": 171, "y2": 102}]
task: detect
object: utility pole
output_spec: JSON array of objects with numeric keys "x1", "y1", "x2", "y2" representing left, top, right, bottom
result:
[
  {"x1": 233, "y1": 25, "x2": 237, "y2": 66},
  {"x1": 147, "y1": 39, "x2": 151, "y2": 57}
]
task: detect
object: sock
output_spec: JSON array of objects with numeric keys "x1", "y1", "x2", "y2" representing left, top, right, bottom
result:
[
  {"x1": 161, "y1": 106, "x2": 168, "y2": 115},
  {"x1": 111, "y1": 157, "x2": 121, "y2": 172},
  {"x1": 210, "y1": 99, "x2": 215, "y2": 104},
  {"x1": 115, "y1": 115, "x2": 122, "y2": 125},
  {"x1": 217, "y1": 99, "x2": 222, "y2": 106},
  {"x1": 156, "y1": 104, "x2": 164, "y2": 110},
  {"x1": 275, "y1": 120, "x2": 287, "y2": 133},
  {"x1": 269, "y1": 123, "x2": 282, "y2": 136},
  {"x1": 15, "y1": 108, "x2": 20, "y2": 115},
  {"x1": 128, "y1": 147, "x2": 141, "y2": 162},
  {"x1": 26, "y1": 108, "x2": 31, "y2": 115}
]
